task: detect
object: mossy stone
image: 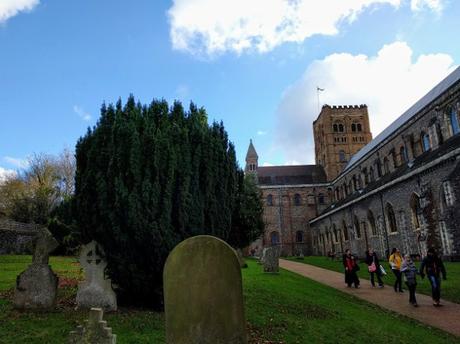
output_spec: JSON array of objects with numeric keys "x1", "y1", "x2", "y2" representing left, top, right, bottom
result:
[{"x1": 164, "y1": 235, "x2": 247, "y2": 344}]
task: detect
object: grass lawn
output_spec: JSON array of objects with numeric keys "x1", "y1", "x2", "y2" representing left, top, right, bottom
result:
[
  {"x1": 286, "y1": 256, "x2": 460, "y2": 304},
  {"x1": 0, "y1": 255, "x2": 457, "y2": 343}
]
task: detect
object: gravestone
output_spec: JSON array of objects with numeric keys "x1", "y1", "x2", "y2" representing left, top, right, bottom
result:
[
  {"x1": 164, "y1": 235, "x2": 247, "y2": 344},
  {"x1": 236, "y1": 248, "x2": 248, "y2": 268},
  {"x1": 259, "y1": 247, "x2": 268, "y2": 265},
  {"x1": 13, "y1": 228, "x2": 59, "y2": 309},
  {"x1": 76, "y1": 241, "x2": 117, "y2": 311},
  {"x1": 69, "y1": 307, "x2": 116, "y2": 344},
  {"x1": 263, "y1": 246, "x2": 279, "y2": 273}
]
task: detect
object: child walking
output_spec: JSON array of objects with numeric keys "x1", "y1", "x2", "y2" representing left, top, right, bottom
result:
[{"x1": 401, "y1": 254, "x2": 418, "y2": 307}]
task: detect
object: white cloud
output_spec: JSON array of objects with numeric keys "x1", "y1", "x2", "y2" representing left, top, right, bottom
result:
[
  {"x1": 410, "y1": 0, "x2": 443, "y2": 12},
  {"x1": 0, "y1": 0, "x2": 39, "y2": 24},
  {"x1": 257, "y1": 130, "x2": 268, "y2": 136},
  {"x1": 275, "y1": 41, "x2": 456, "y2": 164},
  {"x1": 167, "y1": 0, "x2": 443, "y2": 56},
  {"x1": 262, "y1": 162, "x2": 274, "y2": 167},
  {"x1": 73, "y1": 105, "x2": 92, "y2": 122},
  {"x1": 4, "y1": 156, "x2": 29, "y2": 169},
  {"x1": 0, "y1": 167, "x2": 16, "y2": 183}
]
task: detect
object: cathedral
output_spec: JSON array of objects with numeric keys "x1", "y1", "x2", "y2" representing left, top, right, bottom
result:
[{"x1": 246, "y1": 66, "x2": 460, "y2": 260}]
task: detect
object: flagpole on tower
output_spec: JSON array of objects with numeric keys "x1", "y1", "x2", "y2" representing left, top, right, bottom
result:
[{"x1": 316, "y1": 86, "x2": 324, "y2": 113}]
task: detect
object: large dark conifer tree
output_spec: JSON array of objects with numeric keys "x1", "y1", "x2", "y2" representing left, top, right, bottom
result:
[{"x1": 74, "y1": 96, "x2": 264, "y2": 307}]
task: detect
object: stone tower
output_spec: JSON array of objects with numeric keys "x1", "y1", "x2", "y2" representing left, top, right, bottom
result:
[
  {"x1": 313, "y1": 104, "x2": 372, "y2": 181},
  {"x1": 245, "y1": 139, "x2": 258, "y2": 174}
]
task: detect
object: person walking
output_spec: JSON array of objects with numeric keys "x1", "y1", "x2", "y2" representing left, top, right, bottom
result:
[
  {"x1": 420, "y1": 248, "x2": 447, "y2": 307},
  {"x1": 389, "y1": 248, "x2": 403, "y2": 292},
  {"x1": 365, "y1": 248, "x2": 384, "y2": 288},
  {"x1": 343, "y1": 249, "x2": 360, "y2": 288},
  {"x1": 401, "y1": 254, "x2": 418, "y2": 307}
]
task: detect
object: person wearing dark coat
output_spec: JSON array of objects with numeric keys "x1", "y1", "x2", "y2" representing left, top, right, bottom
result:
[
  {"x1": 420, "y1": 248, "x2": 447, "y2": 306},
  {"x1": 343, "y1": 249, "x2": 360, "y2": 288},
  {"x1": 401, "y1": 254, "x2": 419, "y2": 307},
  {"x1": 365, "y1": 248, "x2": 384, "y2": 287}
]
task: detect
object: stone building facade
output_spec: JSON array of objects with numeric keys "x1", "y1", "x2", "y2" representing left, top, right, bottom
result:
[
  {"x1": 314, "y1": 105, "x2": 372, "y2": 181},
  {"x1": 245, "y1": 145, "x2": 329, "y2": 256},
  {"x1": 310, "y1": 66, "x2": 460, "y2": 260},
  {"x1": 248, "y1": 66, "x2": 460, "y2": 260}
]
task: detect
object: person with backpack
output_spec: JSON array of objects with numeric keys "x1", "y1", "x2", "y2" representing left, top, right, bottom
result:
[
  {"x1": 401, "y1": 254, "x2": 418, "y2": 307},
  {"x1": 343, "y1": 249, "x2": 360, "y2": 288},
  {"x1": 365, "y1": 248, "x2": 384, "y2": 288},
  {"x1": 420, "y1": 248, "x2": 447, "y2": 306},
  {"x1": 389, "y1": 247, "x2": 403, "y2": 292}
]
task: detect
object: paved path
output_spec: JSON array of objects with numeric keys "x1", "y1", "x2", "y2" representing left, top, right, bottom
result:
[{"x1": 280, "y1": 259, "x2": 460, "y2": 338}]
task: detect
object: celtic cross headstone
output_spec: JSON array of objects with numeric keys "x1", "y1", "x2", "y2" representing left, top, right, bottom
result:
[{"x1": 76, "y1": 241, "x2": 117, "y2": 311}]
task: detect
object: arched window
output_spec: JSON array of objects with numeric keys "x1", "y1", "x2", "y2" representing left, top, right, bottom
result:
[
  {"x1": 449, "y1": 107, "x2": 460, "y2": 136},
  {"x1": 351, "y1": 123, "x2": 356, "y2": 132},
  {"x1": 352, "y1": 175, "x2": 358, "y2": 190},
  {"x1": 410, "y1": 193, "x2": 421, "y2": 230},
  {"x1": 357, "y1": 123, "x2": 362, "y2": 131},
  {"x1": 296, "y1": 231, "x2": 304, "y2": 243},
  {"x1": 270, "y1": 231, "x2": 280, "y2": 245},
  {"x1": 338, "y1": 124, "x2": 344, "y2": 132},
  {"x1": 386, "y1": 203, "x2": 398, "y2": 233},
  {"x1": 342, "y1": 221, "x2": 349, "y2": 241},
  {"x1": 421, "y1": 132, "x2": 431, "y2": 152},
  {"x1": 354, "y1": 216, "x2": 361, "y2": 238},
  {"x1": 400, "y1": 146, "x2": 407, "y2": 164},
  {"x1": 294, "y1": 193, "x2": 301, "y2": 206},
  {"x1": 333, "y1": 124, "x2": 338, "y2": 132},
  {"x1": 367, "y1": 210, "x2": 377, "y2": 236},
  {"x1": 362, "y1": 167, "x2": 368, "y2": 185},
  {"x1": 339, "y1": 150, "x2": 346, "y2": 162},
  {"x1": 267, "y1": 194, "x2": 273, "y2": 206},
  {"x1": 375, "y1": 159, "x2": 382, "y2": 178},
  {"x1": 383, "y1": 158, "x2": 390, "y2": 175},
  {"x1": 318, "y1": 193, "x2": 325, "y2": 204}
]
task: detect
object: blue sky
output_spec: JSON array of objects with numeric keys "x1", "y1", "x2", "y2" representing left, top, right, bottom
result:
[{"x1": 1, "y1": 0, "x2": 459, "y2": 178}]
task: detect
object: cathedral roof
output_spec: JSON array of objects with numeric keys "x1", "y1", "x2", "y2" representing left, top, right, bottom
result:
[
  {"x1": 343, "y1": 66, "x2": 460, "y2": 175},
  {"x1": 245, "y1": 139, "x2": 258, "y2": 160},
  {"x1": 257, "y1": 165, "x2": 327, "y2": 186}
]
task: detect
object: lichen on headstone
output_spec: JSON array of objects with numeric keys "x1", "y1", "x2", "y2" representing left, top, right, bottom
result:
[
  {"x1": 263, "y1": 246, "x2": 279, "y2": 273},
  {"x1": 164, "y1": 235, "x2": 247, "y2": 344},
  {"x1": 76, "y1": 241, "x2": 117, "y2": 311},
  {"x1": 13, "y1": 227, "x2": 59, "y2": 309}
]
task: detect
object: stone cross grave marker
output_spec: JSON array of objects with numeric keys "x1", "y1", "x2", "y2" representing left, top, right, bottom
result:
[
  {"x1": 68, "y1": 307, "x2": 117, "y2": 344},
  {"x1": 76, "y1": 241, "x2": 117, "y2": 311},
  {"x1": 13, "y1": 228, "x2": 59, "y2": 309},
  {"x1": 164, "y1": 235, "x2": 247, "y2": 344},
  {"x1": 263, "y1": 246, "x2": 279, "y2": 273}
]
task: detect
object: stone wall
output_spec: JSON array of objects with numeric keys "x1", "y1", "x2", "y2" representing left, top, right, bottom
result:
[
  {"x1": 310, "y1": 76, "x2": 460, "y2": 260},
  {"x1": 259, "y1": 184, "x2": 329, "y2": 256},
  {"x1": 0, "y1": 219, "x2": 38, "y2": 254}
]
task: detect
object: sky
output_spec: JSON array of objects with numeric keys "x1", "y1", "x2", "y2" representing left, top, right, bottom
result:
[{"x1": 1, "y1": 0, "x2": 460, "y2": 180}]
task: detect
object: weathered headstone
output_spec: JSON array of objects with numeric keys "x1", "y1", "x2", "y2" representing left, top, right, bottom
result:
[
  {"x1": 164, "y1": 235, "x2": 247, "y2": 344},
  {"x1": 236, "y1": 248, "x2": 248, "y2": 269},
  {"x1": 263, "y1": 246, "x2": 279, "y2": 273},
  {"x1": 76, "y1": 241, "x2": 117, "y2": 311},
  {"x1": 13, "y1": 228, "x2": 59, "y2": 309},
  {"x1": 69, "y1": 307, "x2": 116, "y2": 344},
  {"x1": 259, "y1": 247, "x2": 268, "y2": 265}
]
